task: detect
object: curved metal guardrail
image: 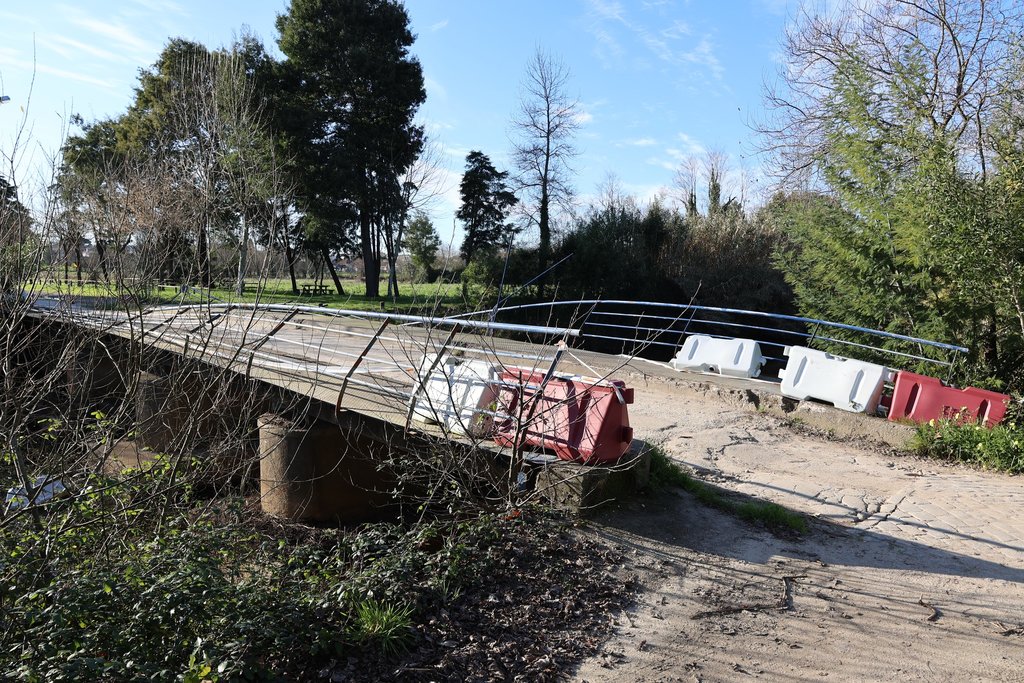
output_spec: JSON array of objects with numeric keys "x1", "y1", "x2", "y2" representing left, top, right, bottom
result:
[{"x1": 463, "y1": 299, "x2": 968, "y2": 369}]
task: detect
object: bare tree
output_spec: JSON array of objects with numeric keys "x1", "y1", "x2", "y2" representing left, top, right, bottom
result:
[
  {"x1": 511, "y1": 49, "x2": 580, "y2": 297},
  {"x1": 167, "y1": 44, "x2": 279, "y2": 296},
  {"x1": 382, "y1": 134, "x2": 450, "y2": 301},
  {"x1": 758, "y1": 0, "x2": 1024, "y2": 187}
]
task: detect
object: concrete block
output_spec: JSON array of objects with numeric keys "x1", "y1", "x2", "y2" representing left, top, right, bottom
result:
[{"x1": 534, "y1": 449, "x2": 649, "y2": 516}]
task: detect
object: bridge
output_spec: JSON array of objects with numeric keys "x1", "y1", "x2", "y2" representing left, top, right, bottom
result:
[{"x1": 20, "y1": 295, "x2": 968, "y2": 521}]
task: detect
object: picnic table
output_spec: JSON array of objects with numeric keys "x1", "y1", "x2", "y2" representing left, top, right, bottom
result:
[{"x1": 300, "y1": 284, "x2": 331, "y2": 296}]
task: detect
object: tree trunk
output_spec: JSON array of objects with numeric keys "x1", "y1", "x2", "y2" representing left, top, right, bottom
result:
[
  {"x1": 75, "y1": 242, "x2": 82, "y2": 284},
  {"x1": 96, "y1": 241, "x2": 110, "y2": 283},
  {"x1": 388, "y1": 260, "x2": 399, "y2": 302},
  {"x1": 360, "y1": 209, "x2": 380, "y2": 299},
  {"x1": 537, "y1": 182, "x2": 550, "y2": 299},
  {"x1": 283, "y1": 234, "x2": 299, "y2": 295},
  {"x1": 198, "y1": 222, "x2": 212, "y2": 287},
  {"x1": 235, "y1": 214, "x2": 249, "y2": 296},
  {"x1": 322, "y1": 247, "x2": 345, "y2": 295}
]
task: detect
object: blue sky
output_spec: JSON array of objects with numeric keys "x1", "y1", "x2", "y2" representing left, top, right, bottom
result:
[{"x1": 0, "y1": 0, "x2": 794, "y2": 244}]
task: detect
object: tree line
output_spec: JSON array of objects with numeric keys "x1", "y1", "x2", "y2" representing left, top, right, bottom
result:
[
  {"x1": 56, "y1": 0, "x2": 428, "y2": 299},
  {"x1": 760, "y1": 0, "x2": 1024, "y2": 389}
]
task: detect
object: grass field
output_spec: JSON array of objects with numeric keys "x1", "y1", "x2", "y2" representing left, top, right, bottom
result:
[{"x1": 30, "y1": 277, "x2": 484, "y2": 314}]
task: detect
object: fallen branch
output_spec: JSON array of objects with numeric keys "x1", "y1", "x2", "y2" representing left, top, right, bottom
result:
[
  {"x1": 691, "y1": 575, "x2": 806, "y2": 619},
  {"x1": 918, "y1": 598, "x2": 941, "y2": 622}
]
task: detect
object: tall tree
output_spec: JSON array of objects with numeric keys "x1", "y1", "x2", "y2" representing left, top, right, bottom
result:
[
  {"x1": 760, "y1": 0, "x2": 1024, "y2": 187},
  {"x1": 0, "y1": 175, "x2": 32, "y2": 292},
  {"x1": 60, "y1": 36, "x2": 280, "y2": 289},
  {"x1": 757, "y1": 0, "x2": 1024, "y2": 382},
  {"x1": 276, "y1": 0, "x2": 426, "y2": 299},
  {"x1": 511, "y1": 49, "x2": 579, "y2": 297},
  {"x1": 457, "y1": 151, "x2": 517, "y2": 264},
  {"x1": 404, "y1": 211, "x2": 440, "y2": 282}
]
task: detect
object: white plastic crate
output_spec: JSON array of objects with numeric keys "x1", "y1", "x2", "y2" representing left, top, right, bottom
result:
[
  {"x1": 779, "y1": 346, "x2": 893, "y2": 414},
  {"x1": 670, "y1": 335, "x2": 765, "y2": 379},
  {"x1": 412, "y1": 355, "x2": 499, "y2": 436}
]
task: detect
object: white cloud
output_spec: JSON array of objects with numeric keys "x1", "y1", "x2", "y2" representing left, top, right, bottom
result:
[
  {"x1": 424, "y1": 76, "x2": 448, "y2": 101},
  {"x1": 0, "y1": 10, "x2": 37, "y2": 25},
  {"x1": 645, "y1": 156, "x2": 677, "y2": 171},
  {"x1": 39, "y1": 35, "x2": 131, "y2": 64},
  {"x1": 675, "y1": 132, "x2": 706, "y2": 155},
  {"x1": 585, "y1": 0, "x2": 724, "y2": 81},
  {"x1": 587, "y1": 0, "x2": 627, "y2": 23},
  {"x1": 589, "y1": 26, "x2": 624, "y2": 64},
  {"x1": 35, "y1": 63, "x2": 116, "y2": 89},
  {"x1": 429, "y1": 19, "x2": 449, "y2": 32},
  {"x1": 661, "y1": 20, "x2": 692, "y2": 40},
  {"x1": 422, "y1": 118, "x2": 455, "y2": 135},
  {"x1": 128, "y1": 0, "x2": 187, "y2": 14},
  {"x1": 0, "y1": 50, "x2": 115, "y2": 90},
  {"x1": 623, "y1": 180, "x2": 672, "y2": 205},
  {"x1": 620, "y1": 137, "x2": 657, "y2": 147},
  {"x1": 681, "y1": 36, "x2": 724, "y2": 80},
  {"x1": 63, "y1": 11, "x2": 155, "y2": 57},
  {"x1": 644, "y1": 132, "x2": 706, "y2": 171}
]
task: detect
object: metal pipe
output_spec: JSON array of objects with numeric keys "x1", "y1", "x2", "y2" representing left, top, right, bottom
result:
[
  {"x1": 148, "y1": 302, "x2": 581, "y2": 338},
  {"x1": 586, "y1": 310, "x2": 810, "y2": 338},
  {"x1": 482, "y1": 299, "x2": 968, "y2": 353}
]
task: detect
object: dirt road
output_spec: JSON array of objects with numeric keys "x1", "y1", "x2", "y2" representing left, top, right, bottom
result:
[{"x1": 574, "y1": 372, "x2": 1024, "y2": 682}]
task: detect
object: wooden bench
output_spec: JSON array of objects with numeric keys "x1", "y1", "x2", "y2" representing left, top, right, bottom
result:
[{"x1": 300, "y1": 284, "x2": 331, "y2": 296}]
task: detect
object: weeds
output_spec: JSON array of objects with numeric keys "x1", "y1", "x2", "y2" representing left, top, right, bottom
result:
[
  {"x1": 645, "y1": 443, "x2": 807, "y2": 534},
  {"x1": 912, "y1": 419, "x2": 1024, "y2": 474},
  {"x1": 353, "y1": 601, "x2": 414, "y2": 656},
  {"x1": 0, "y1": 468, "x2": 522, "y2": 681}
]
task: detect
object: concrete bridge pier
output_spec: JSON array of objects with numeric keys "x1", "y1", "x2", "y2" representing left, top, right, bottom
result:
[
  {"x1": 116, "y1": 368, "x2": 271, "y2": 487},
  {"x1": 64, "y1": 337, "x2": 129, "y2": 413},
  {"x1": 135, "y1": 371, "x2": 192, "y2": 455},
  {"x1": 258, "y1": 412, "x2": 396, "y2": 523}
]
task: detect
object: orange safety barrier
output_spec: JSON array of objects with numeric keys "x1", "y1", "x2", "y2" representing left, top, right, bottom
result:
[
  {"x1": 887, "y1": 371, "x2": 1010, "y2": 427},
  {"x1": 493, "y1": 368, "x2": 634, "y2": 464}
]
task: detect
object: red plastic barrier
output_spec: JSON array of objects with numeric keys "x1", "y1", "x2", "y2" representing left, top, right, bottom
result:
[
  {"x1": 493, "y1": 368, "x2": 634, "y2": 464},
  {"x1": 887, "y1": 371, "x2": 1010, "y2": 427}
]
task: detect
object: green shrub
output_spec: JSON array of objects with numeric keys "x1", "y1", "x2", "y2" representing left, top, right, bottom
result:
[
  {"x1": 646, "y1": 443, "x2": 691, "y2": 490},
  {"x1": 735, "y1": 501, "x2": 808, "y2": 534}
]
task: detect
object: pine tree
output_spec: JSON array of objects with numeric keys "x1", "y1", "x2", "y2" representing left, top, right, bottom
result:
[{"x1": 457, "y1": 151, "x2": 517, "y2": 264}]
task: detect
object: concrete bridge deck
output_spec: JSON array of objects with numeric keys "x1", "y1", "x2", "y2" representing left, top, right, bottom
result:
[{"x1": 30, "y1": 300, "x2": 914, "y2": 450}]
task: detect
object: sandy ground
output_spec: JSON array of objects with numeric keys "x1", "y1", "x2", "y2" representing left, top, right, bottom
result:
[{"x1": 573, "y1": 375, "x2": 1024, "y2": 683}]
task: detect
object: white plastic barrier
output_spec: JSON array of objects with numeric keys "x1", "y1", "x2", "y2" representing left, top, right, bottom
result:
[
  {"x1": 670, "y1": 335, "x2": 765, "y2": 379},
  {"x1": 412, "y1": 354, "x2": 499, "y2": 436},
  {"x1": 779, "y1": 346, "x2": 893, "y2": 414}
]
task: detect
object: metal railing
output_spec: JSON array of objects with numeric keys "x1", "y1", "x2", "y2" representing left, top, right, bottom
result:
[
  {"x1": 25, "y1": 300, "x2": 586, "y2": 436},
  {"x1": 465, "y1": 299, "x2": 969, "y2": 370}
]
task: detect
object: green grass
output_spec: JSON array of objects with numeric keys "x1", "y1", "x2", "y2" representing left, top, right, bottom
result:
[
  {"x1": 29, "y1": 277, "x2": 475, "y2": 314},
  {"x1": 645, "y1": 443, "x2": 808, "y2": 534}
]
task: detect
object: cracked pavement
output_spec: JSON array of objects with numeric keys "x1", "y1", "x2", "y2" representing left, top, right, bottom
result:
[{"x1": 631, "y1": 382, "x2": 1024, "y2": 576}]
